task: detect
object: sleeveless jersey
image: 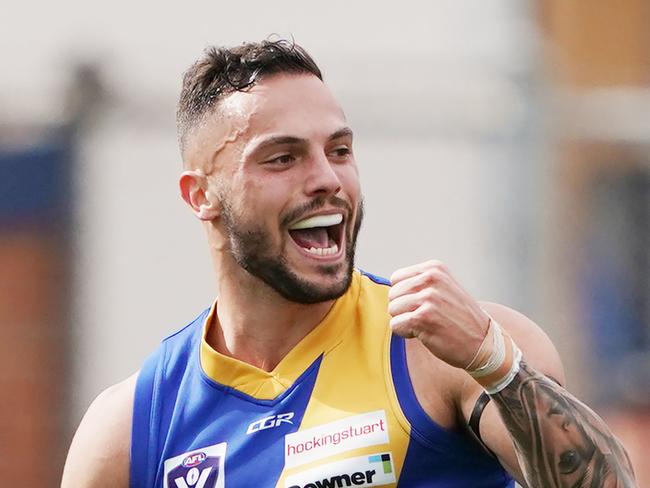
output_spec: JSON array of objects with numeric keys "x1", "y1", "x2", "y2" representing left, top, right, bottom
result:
[{"x1": 130, "y1": 271, "x2": 514, "y2": 487}]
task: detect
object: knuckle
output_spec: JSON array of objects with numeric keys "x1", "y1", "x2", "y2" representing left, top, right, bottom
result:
[
  {"x1": 421, "y1": 287, "x2": 437, "y2": 302},
  {"x1": 423, "y1": 270, "x2": 438, "y2": 285},
  {"x1": 387, "y1": 299, "x2": 400, "y2": 315},
  {"x1": 431, "y1": 268, "x2": 451, "y2": 286},
  {"x1": 416, "y1": 303, "x2": 434, "y2": 320},
  {"x1": 435, "y1": 270, "x2": 450, "y2": 286},
  {"x1": 390, "y1": 317, "x2": 409, "y2": 334},
  {"x1": 422, "y1": 301, "x2": 437, "y2": 316}
]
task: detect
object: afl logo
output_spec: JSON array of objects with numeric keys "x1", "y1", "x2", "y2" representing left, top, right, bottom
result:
[{"x1": 182, "y1": 452, "x2": 207, "y2": 468}]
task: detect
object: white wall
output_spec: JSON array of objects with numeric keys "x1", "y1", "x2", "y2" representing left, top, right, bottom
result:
[{"x1": 2, "y1": 0, "x2": 543, "y2": 424}]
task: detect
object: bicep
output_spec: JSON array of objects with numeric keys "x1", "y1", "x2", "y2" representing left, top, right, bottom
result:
[{"x1": 61, "y1": 374, "x2": 137, "y2": 488}]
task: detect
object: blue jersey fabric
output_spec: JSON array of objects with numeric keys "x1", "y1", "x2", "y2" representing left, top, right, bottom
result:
[{"x1": 130, "y1": 272, "x2": 514, "y2": 487}]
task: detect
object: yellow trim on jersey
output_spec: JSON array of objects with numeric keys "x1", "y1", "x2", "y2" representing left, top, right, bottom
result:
[
  {"x1": 276, "y1": 273, "x2": 411, "y2": 487},
  {"x1": 200, "y1": 271, "x2": 361, "y2": 400},
  {"x1": 199, "y1": 271, "x2": 413, "y2": 486}
]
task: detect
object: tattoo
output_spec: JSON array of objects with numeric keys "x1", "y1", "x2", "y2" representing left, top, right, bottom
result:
[{"x1": 490, "y1": 360, "x2": 637, "y2": 487}]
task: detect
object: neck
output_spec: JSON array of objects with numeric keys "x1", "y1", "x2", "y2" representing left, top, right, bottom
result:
[{"x1": 207, "y1": 255, "x2": 335, "y2": 372}]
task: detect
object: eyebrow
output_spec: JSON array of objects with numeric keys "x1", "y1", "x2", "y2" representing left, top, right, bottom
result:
[
  {"x1": 328, "y1": 127, "x2": 354, "y2": 141},
  {"x1": 246, "y1": 127, "x2": 354, "y2": 156}
]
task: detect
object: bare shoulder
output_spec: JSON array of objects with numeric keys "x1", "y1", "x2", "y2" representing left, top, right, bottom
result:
[{"x1": 61, "y1": 373, "x2": 138, "y2": 488}]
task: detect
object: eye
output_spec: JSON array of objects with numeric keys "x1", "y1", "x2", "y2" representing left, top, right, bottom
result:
[
  {"x1": 266, "y1": 153, "x2": 295, "y2": 165},
  {"x1": 558, "y1": 449, "x2": 582, "y2": 474},
  {"x1": 329, "y1": 146, "x2": 352, "y2": 159},
  {"x1": 549, "y1": 400, "x2": 563, "y2": 416}
]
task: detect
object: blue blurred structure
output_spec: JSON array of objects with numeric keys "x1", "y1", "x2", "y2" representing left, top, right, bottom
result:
[
  {"x1": 0, "y1": 132, "x2": 74, "y2": 228},
  {"x1": 582, "y1": 169, "x2": 650, "y2": 406},
  {"x1": 0, "y1": 130, "x2": 76, "y2": 485}
]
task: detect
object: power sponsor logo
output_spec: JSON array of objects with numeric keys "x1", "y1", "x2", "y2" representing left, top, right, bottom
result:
[
  {"x1": 285, "y1": 452, "x2": 396, "y2": 488},
  {"x1": 285, "y1": 410, "x2": 389, "y2": 468},
  {"x1": 163, "y1": 442, "x2": 226, "y2": 488}
]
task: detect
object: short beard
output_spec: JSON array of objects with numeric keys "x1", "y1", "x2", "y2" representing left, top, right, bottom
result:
[{"x1": 220, "y1": 197, "x2": 364, "y2": 304}]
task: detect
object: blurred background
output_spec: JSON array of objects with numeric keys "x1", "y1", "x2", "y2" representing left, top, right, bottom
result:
[{"x1": 1, "y1": 0, "x2": 648, "y2": 485}]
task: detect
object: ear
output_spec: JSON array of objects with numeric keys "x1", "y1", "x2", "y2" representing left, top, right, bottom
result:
[{"x1": 179, "y1": 171, "x2": 221, "y2": 221}]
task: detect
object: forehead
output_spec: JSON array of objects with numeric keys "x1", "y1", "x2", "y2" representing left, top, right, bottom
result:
[
  {"x1": 184, "y1": 74, "x2": 348, "y2": 172},
  {"x1": 222, "y1": 73, "x2": 347, "y2": 141}
]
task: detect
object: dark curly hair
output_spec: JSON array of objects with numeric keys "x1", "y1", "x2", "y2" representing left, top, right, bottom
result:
[{"x1": 177, "y1": 39, "x2": 322, "y2": 156}]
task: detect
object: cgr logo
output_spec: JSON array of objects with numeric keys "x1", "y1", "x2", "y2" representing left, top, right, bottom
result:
[{"x1": 246, "y1": 412, "x2": 294, "y2": 434}]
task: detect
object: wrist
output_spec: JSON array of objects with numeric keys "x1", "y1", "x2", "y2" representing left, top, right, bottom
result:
[{"x1": 465, "y1": 316, "x2": 523, "y2": 394}]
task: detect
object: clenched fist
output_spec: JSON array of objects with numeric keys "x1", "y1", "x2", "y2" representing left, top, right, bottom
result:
[{"x1": 388, "y1": 260, "x2": 491, "y2": 369}]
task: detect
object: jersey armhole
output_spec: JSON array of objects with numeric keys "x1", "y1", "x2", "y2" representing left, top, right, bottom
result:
[
  {"x1": 130, "y1": 343, "x2": 167, "y2": 488},
  {"x1": 389, "y1": 333, "x2": 471, "y2": 449}
]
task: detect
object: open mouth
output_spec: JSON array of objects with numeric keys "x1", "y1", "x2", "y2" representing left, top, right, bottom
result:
[{"x1": 288, "y1": 213, "x2": 345, "y2": 257}]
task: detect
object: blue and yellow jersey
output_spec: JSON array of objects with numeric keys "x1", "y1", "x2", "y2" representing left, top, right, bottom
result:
[{"x1": 130, "y1": 271, "x2": 513, "y2": 487}]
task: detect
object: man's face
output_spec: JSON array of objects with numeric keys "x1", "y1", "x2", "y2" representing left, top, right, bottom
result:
[
  {"x1": 535, "y1": 385, "x2": 596, "y2": 485},
  {"x1": 187, "y1": 74, "x2": 363, "y2": 303}
]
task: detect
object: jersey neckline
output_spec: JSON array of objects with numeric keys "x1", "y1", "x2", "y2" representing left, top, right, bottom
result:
[{"x1": 199, "y1": 270, "x2": 362, "y2": 400}]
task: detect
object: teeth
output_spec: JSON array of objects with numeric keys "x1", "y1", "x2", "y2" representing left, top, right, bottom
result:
[
  {"x1": 289, "y1": 213, "x2": 343, "y2": 230},
  {"x1": 304, "y1": 243, "x2": 339, "y2": 256}
]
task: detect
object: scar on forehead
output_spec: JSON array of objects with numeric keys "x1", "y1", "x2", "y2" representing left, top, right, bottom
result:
[{"x1": 183, "y1": 102, "x2": 255, "y2": 172}]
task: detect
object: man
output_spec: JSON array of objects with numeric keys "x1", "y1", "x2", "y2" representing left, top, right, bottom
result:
[{"x1": 62, "y1": 40, "x2": 636, "y2": 487}]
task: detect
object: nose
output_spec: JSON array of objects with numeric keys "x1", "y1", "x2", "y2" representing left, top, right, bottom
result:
[{"x1": 304, "y1": 152, "x2": 342, "y2": 197}]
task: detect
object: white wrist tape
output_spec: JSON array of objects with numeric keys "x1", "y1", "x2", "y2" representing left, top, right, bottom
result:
[
  {"x1": 484, "y1": 340, "x2": 522, "y2": 395},
  {"x1": 466, "y1": 316, "x2": 523, "y2": 394},
  {"x1": 467, "y1": 319, "x2": 506, "y2": 379}
]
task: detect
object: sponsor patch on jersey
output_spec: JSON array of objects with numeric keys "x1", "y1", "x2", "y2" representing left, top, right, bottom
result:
[
  {"x1": 163, "y1": 442, "x2": 226, "y2": 488},
  {"x1": 285, "y1": 410, "x2": 389, "y2": 468},
  {"x1": 285, "y1": 452, "x2": 396, "y2": 487}
]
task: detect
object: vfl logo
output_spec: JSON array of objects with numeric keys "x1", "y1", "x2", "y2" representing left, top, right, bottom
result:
[
  {"x1": 183, "y1": 452, "x2": 207, "y2": 468},
  {"x1": 246, "y1": 412, "x2": 294, "y2": 434},
  {"x1": 163, "y1": 442, "x2": 226, "y2": 488}
]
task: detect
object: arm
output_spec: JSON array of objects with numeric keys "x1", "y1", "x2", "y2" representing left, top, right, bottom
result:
[
  {"x1": 389, "y1": 260, "x2": 637, "y2": 487},
  {"x1": 61, "y1": 373, "x2": 136, "y2": 488},
  {"x1": 489, "y1": 360, "x2": 635, "y2": 486},
  {"x1": 473, "y1": 304, "x2": 636, "y2": 487}
]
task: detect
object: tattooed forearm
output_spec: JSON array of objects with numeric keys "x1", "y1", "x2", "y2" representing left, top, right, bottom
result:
[{"x1": 490, "y1": 360, "x2": 636, "y2": 487}]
